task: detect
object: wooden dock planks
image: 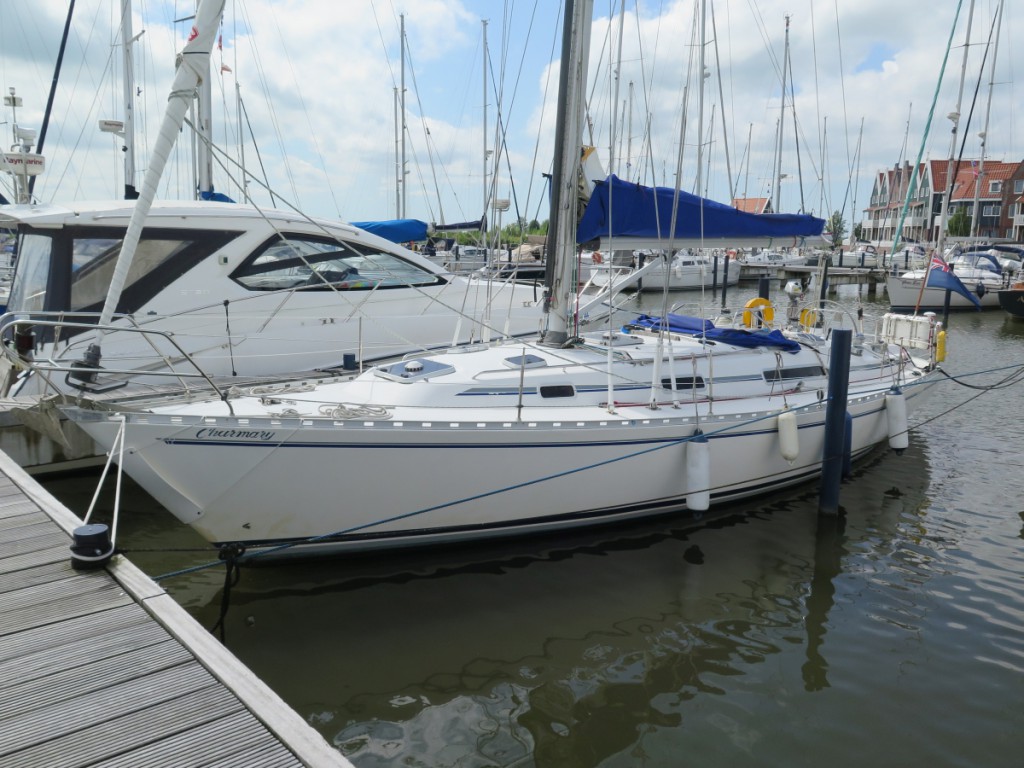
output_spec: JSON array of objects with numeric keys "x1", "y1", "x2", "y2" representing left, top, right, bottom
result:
[{"x1": 0, "y1": 451, "x2": 351, "y2": 768}]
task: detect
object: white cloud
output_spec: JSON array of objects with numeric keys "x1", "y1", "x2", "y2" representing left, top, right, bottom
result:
[{"x1": 1, "y1": 0, "x2": 1016, "y2": 235}]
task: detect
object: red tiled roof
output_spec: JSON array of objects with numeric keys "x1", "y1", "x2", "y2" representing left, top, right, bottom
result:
[
  {"x1": 732, "y1": 197, "x2": 769, "y2": 213},
  {"x1": 948, "y1": 160, "x2": 1018, "y2": 201}
]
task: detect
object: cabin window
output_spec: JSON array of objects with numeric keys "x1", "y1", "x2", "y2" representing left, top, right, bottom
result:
[
  {"x1": 5, "y1": 225, "x2": 238, "y2": 339},
  {"x1": 660, "y1": 376, "x2": 705, "y2": 390},
  {"x1": 6, "y1": 233, "x2": 52, "y2": 313},
  {"x1": 763, "y1": 365, "x2": 825, "y2": 382},
  {"x1": 70, "y1": 237, "x2": 194, "y2": 311},
  {"x1": 232, "y1": 235, "x2": 443, "y2": 291},
  {"x1": 539, "y1": 384, "x2": 575, "y2": 398}
]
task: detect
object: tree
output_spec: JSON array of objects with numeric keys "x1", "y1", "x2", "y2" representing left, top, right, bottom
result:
[
  {"x1": 826, "y1": 211, "x2": 847, "y2": 246},
  {"x1": 947, "y1": 207, "x2": 971, "y2": 237}
]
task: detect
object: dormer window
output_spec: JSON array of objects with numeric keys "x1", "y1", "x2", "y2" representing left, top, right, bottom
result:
[{"x1": 989, "y1": 180, "x2": 1002, "y2": 194}]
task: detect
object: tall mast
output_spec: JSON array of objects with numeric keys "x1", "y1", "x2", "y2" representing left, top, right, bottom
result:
[
  {"x1": 400, "y1": 13, "x2": 406, "y2": 218},
  {"x1": 27, "y1": 0, "x2": 75, "y2": 200},
  {"x1": 971, "y1": 0, "x2": 1003, "y2": 239},
  {"x1": 936, "y1": 0, "x2": 975, "y2": 254},
  {"x1": 696, "y1": 0, "x2": 707, "y2": 200},
  {"x1": 482, "y1": 19, "x2": 489, "y2": 237},
  {"x1": 120, "y1": 0, "x2": 138, "y2": 199},
  {"x1": 543, "y1": 0, "x2": 593, "y2": 345},
  {"x1": 774, "y1": 14, "x2": 790, "y2": 213},
  {"x1": 394, "y1": 86, "x2": 400, "y2": 218}
]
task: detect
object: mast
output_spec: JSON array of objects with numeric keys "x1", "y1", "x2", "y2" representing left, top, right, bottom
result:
[
  {"x1": 774, "y1": 14, "x2": 790, "y2": 214},
  {"x1": 971, "y1": 0, "x2": 1003, "y2": 239},
  {"x1": 27, "y1": 0, "x2": 75, "y2": 200},
  {"x1": 482, "y1": 19, "x2": 489, "y2": 241},
  {"x1": 400, "y1": 13, "x2": 407, "y2": 218},
  {"x1": 542, "y1": 0, "x2": 593, "y2": 346},
  {"x1": 709, "y1": 1, "x2": 734, "y2": 201},
  {"x1": 935, "y1": 0, "x2": 975, "y2": 256},
  {"x1": 196, "y1": 31, "x2": 214, "y2": 198},
  {"x1": 120, "y1": 0, "x2": 139, "y2": 199},
  {"x1": 394, "y1": 87, "x2": 400, "y2": 218},
  {"x1": 695, "y1": 0, "x2": 707, "y2": 200}
]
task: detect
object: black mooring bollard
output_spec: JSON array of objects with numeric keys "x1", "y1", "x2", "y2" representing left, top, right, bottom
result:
[{"x1": 70, "y1": 523, "x2": 115, "y2": 570}]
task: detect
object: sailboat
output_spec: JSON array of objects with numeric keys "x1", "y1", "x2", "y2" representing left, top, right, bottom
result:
[{"x1": 62, "y1": 0, "x2": 945, "y2": 559}]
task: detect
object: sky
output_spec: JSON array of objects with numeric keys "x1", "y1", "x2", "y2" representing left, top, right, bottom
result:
[{"x1": 0, "y1": 0, "x2": 1017, "y2": 238}]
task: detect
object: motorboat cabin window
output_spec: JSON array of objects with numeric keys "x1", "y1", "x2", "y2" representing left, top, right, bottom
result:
[
  {"x1": 6, "y1": 233, "x2": 51, "y2": 313},
  {"x1": 232, "y1": 235, "x2": 444, "y2": 291},
  {"x1": 69, "y1": 237, "x2": 194, "y2": 311},
  {"x1": 6, "y1": 226, "x2": 238, "y2": 319}
]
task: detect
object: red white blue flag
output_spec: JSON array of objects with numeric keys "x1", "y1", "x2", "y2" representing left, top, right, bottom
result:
[{"x1": 926, "y1": 254, "x2": 983, "y2": 308}]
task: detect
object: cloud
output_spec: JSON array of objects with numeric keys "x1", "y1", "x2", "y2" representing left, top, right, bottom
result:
[{"x1": 2, "y1": 0, "x2": 1016, "y2": 236}]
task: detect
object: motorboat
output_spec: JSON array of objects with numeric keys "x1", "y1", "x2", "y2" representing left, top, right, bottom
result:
[{"x1": 0, "y1": 201, "x2": 550, "y2": 397}]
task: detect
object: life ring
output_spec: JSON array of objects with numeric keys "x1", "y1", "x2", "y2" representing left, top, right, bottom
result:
[
  {"x1": 742, "y1": 297, "x2": 775, "y2": 327},
  {"x1": 591, "y1": 252, "x2": 603, "y2": 264},
  {"x1": 798, "y1": 307, "x2": 818, "y2": 330}
]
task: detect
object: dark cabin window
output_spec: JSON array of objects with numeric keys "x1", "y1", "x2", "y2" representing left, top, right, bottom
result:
[
  {"x1": 763, "y1": 365, "x2": 825, "y2": 382},
  {"x1": 661, "y1": 376, "x2": 705, "y2": 390},
  {"x1": 539, "y1": 385, "x2": 575, "y2": 398}
]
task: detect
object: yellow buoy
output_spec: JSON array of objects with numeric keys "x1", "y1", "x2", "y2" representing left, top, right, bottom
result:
[
  {"x1": 742, "y1": 297, "x2": 775, "y2": 327},
  {"x1": 936, "y1": 329, "x2": 947, "y2": 363},
  {"x1": 798, "y1": 307, "x2": 818, "y2": 330}
]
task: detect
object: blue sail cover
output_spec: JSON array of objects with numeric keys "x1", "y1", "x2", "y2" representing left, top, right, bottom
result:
[
  {"x1": 577, "y1": 175, "x2": 825, "y2": 247},
  {"x1": 629, "y1": 314, "x2": 802, "y2": 352},
  {"x1": 351, "y1": 218, "x2": 429, "y2": 244}
]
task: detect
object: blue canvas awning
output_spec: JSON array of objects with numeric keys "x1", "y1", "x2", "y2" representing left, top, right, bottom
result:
[
  {"x1": 351, "y1": 218, "x2": 429, "y2": 244},
  {"x1": 577, "y1": 175, "x2": 825, "y2": 250}
]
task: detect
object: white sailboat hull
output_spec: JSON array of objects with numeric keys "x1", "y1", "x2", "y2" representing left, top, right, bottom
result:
[
  {"x1": 67, "y1": 329, "x2": 935, "y2": 556},
  {"x1": 886, "y1": 275, "x2": 1001, "y2": 310}
]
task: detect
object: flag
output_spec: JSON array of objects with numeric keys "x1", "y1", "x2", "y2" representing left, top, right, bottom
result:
[
  {"x1": 220, "y1": 63, "x2": 232, "y2": 73},
  {"x1": 926, "y1": 255, "x2": 982, "y2": 308}
]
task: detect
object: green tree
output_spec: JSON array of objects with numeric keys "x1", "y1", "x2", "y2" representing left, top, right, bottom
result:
[
  {"x1": 826, "y1": 211, "x2": 847, "y2": 246},
  {"x1": 947, "y1": 207, "x2": 971, "y2": 237}
]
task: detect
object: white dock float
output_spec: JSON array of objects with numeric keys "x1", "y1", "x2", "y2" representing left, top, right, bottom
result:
[{"x1": 0, "y1": 450, "x2": 352, "y2": 767}]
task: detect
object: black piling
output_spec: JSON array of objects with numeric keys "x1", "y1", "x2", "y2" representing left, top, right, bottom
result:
[{"x1": 819, "y1": 329, "x2": 852, "y2": 516}]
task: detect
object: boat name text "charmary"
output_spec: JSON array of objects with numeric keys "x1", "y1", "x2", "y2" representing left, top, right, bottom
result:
[{"x1": 195, "y1": 427, "x2": 276, "y2": 441}]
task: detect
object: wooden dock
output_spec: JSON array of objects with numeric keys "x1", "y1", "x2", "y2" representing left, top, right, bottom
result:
[{"x1": 0, "y1": 449, "x2": 352, "y2": 767}]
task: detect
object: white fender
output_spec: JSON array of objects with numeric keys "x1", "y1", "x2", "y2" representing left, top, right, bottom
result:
[
  {"x1": 777, "y1": 408, "x2": 799, "y2": 463},
  {"x1": 885, "y1": 387, "x2": 909, "y2": 452},
  {"x1": 686, "y1": 429, "x2": 711, "y2": 511}
]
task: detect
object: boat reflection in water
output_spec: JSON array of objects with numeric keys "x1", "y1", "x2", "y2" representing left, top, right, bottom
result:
[{"x1": 102, "y1": 435, "x2": 928, "y2": 766}]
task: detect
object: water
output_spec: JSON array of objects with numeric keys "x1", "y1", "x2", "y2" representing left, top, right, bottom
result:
[{"x1": 41, "y1": 286, "x2": 1024, "y2": 767}]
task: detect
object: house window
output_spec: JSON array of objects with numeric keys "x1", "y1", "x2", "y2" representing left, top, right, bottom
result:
[
  {"x1": 989, "y1": 180, "x2": 1002, "y2": 194},
  {"x1": 982, "y1": 204, "x2": 1001, "y2": 218},
  {"x1": 1014, "y1": 179, "x2": 1024, "y2": 195}
]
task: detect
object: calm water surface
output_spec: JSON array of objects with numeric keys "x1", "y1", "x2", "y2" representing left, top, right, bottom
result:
[{"x1": 42, "y1": 287, "x2": 1024, "y2": 767}]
